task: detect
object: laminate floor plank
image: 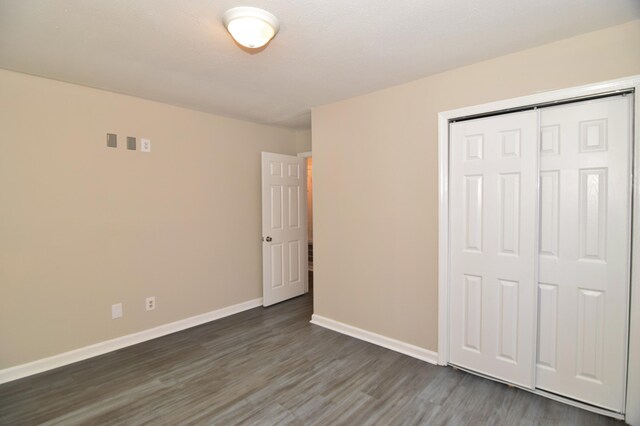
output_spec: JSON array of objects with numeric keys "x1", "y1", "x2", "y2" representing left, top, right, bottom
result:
[{"x1": 0, "y1": 279, "x2": 623, "y2": 425}]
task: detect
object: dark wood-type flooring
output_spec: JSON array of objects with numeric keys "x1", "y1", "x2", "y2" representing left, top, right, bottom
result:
[{"x1": 0, "y1": 277, "x2": 622, "y2": 425}]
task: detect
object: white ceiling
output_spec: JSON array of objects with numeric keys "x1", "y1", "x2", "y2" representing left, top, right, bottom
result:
[{"x1": 1, "y1": 1, "x2": 639, "y2": 129}]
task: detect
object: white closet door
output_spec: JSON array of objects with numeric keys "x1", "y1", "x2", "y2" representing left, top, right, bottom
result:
[
  {"x1": 449, "y1": 111, "x2": 538, "y2": 388},
  {"x1": 537, "y1": 96, "x2": 631, "y2": 411}
]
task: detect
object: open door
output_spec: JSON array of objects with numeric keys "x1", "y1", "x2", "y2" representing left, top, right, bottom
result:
[{"x1": 261, "y1": 152, "x2": 308, "y2": 307}]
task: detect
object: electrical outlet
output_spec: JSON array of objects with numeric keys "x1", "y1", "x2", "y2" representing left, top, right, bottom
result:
[
  {"x1": 140, "y1": 138, "x2": 151, "y2": 152},
  {"x1": 112, "y1": 303, "x2": 123, "y2": 319},
  {"x1": 146, "y1": 296, "x2": 156, "y2": 311}
]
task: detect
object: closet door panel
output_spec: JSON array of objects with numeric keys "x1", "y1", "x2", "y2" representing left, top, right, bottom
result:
[
  {"x1": 449, "y1": 111, "x2": 538, "y2": 388},
  {"x1": 537, "y1": 95, "x2": 631, "y2": 412}
]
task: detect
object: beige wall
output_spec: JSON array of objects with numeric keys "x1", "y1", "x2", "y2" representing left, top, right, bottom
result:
[
  {"x1": 0, "y1": 70, "x2": 297, "y2": 368},
  {"x1": 312, "y1": 20, "x2": 640, "y2": 352},
  {"x1": 295, "y1": 129, "x2": 312, "y2": 153}
]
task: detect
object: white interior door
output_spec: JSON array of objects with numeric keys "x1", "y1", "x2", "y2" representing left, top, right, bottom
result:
[
  {"x1": 449, "y1": 111, "x2": 538, "y2": 388},
  {"x1": 536, "y1": 96, "x2": 631, "y2": 412},
  {"x1": 261, "y1": 152, "x2": 308, "y2": 307}
]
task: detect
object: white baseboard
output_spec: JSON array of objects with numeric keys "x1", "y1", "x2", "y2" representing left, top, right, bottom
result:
[
  {"x1": 0, "y1": 297, "x2": 263, "y2": 385},
  {"x1": 310, "y1": 314, "x2": 438, "y2": 365}
]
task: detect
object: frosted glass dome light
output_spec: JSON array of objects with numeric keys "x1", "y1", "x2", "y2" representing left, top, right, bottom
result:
[{"x1": 223, "y1": 7, "x2": 279, "y2": 49}]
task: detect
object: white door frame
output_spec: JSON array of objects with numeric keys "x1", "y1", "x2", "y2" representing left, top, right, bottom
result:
[{"x1": 437, "y1": 75, "x2": 640, "y2": 423}]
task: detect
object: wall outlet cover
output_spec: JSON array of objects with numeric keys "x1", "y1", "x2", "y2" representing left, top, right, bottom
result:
[
  {"x1": 146, "y1": 296, "x2": 156, "y2": 311},
  {"x1": 111, "y1": 303, "x2": 123, "y2": 319},
  {"x1": 141, "y1": 138, "x2": 151, "y2": 152}
]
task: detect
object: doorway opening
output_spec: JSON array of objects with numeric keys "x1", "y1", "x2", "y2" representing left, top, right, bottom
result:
[
  {"x1": 306, "y1": 157, "x2": 313, "y2": 270},
  {"x1": 305, "y1": 156, "x2": 314, "y2": 292}
]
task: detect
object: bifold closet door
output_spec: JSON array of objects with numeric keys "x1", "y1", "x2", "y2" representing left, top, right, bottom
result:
[
  {"x1": 536, "y1": 96, "x2": 631, "y2": 412},
  {"x1": 449, "y1": 111, "x2": 538, "y2": 388}
]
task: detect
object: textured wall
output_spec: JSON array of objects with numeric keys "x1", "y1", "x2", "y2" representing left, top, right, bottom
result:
[
  {"x1": 312, "y1": 21, "x2": 640, "y2": 351},
  {"x1": 0, "y1": 70, "x2": 297, "y2": 368}
]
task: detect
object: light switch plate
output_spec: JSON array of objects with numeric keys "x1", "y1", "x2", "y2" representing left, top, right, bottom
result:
[{"x1": 141, "y1": 138, "x2": 151, "y2": 152}]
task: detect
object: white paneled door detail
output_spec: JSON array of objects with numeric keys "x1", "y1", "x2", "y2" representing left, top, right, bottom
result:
[
  {"x1": 450, "y1": 111, "x2": 538, "y2": 388},
  {"x1": 448, "y1": 93, "x2": 633, "y2": 415},
  {"x1": 261, "y1": 152, "x2": 308, "y2": 307},
  {"x1": 537, "y1": 96, "x2": 631, "y2": 412}
]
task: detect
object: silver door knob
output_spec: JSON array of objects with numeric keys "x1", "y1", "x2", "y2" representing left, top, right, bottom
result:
[{"x1": 265, "y1": 236, "x2": 272, "y2": 242}]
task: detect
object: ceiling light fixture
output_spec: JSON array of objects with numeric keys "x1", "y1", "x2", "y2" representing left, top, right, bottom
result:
[{"x1": 222, "y1": 7, "x2": 279, "y2": 49}]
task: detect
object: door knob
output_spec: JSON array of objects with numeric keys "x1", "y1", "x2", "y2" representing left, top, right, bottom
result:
[{"x1": 265, "y1": 236, "x2": 272, "y2": 242}]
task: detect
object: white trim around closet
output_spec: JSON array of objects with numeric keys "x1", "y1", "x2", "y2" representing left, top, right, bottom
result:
[{"x1": 437, "y1": 75, "x2": 640, "y2": 423}]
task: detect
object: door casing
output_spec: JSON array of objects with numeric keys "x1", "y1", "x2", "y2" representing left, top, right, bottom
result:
[{"x1": 437, "y1": 75, "x2": 640, "y2": 423}]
